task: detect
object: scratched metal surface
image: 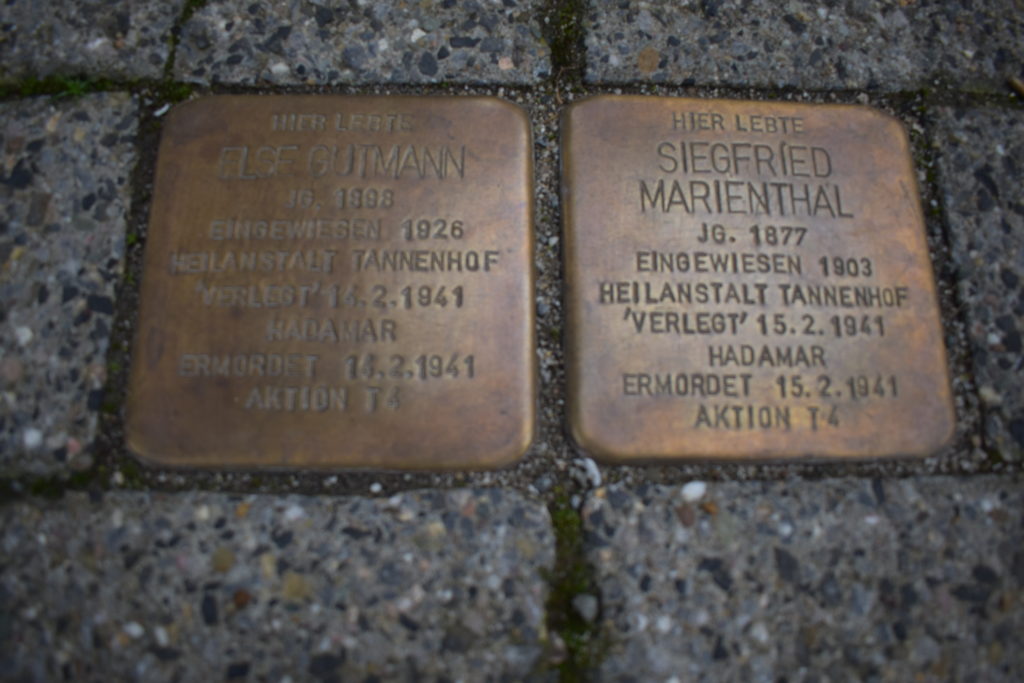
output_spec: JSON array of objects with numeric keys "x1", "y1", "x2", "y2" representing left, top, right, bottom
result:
[
  {"x1": 562, "y1": 95, "x2": 953, "y2": 462},
  {"x1": 127, "y1": 95, "x2": 535, "y2": 469}
]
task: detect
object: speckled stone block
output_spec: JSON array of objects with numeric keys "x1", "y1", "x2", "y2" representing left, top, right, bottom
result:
[
  {"x1": 584, "y1": 0, "x2": 1023, "y2": 91},
  {"x1": 583, "y1": 478, "x2": 1024, "y2": 681},
  {"x1": 0, "y1": 0, "x2": 185, "y2": 82},
  {"x1": 174, "y1": 0, "x2": 551, "y2": 86},
  {"x1": 0, "y1": 95, "x2": 137, "y2": 477},
  {"x1": 0, "y1": 488, "x2": 554, "y2": 680},
  {"x1": 935, "y1": 107, "x2": 1024, "y2": 460}
]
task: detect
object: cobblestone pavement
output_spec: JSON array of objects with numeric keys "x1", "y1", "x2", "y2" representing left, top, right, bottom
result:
[{"x1": 1, "y1": 0, "x2": 1022, "y2": 679}]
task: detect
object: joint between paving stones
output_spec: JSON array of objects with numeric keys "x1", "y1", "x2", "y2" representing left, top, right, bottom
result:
[
  {"x1": 541, "y1": 488, "x2": 609, "y2": 680},
  {"x1": 543, "y1": 0, "x2": 586, "y2": 87},
  {"x1": 163, "y1": 0, "x2": 209, "y2": 85}
]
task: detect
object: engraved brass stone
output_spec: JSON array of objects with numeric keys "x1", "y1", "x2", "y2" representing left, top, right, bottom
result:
[
  {"x1": 127, "y1": 96, "x2": 535, "y2": 469},
  {"x1": 562, "y1": 96, "x2": 954, "y2": 461}
]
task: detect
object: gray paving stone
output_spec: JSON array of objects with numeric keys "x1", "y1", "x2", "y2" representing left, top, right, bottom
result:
[
  {"x1": 174, "y1": 0, "x2": 551, "y2": 86},
  {"x1": 0, "y1": 95, "x2": 138, "y2": 478},
  {"x1": 0, "y1": 0, "x2": 185, "y2": 82},
  {"x1": 584, "y1": 0, "x2": 1023, "y2": 91},
  {"x1": 583, "y1": 477, "x2": 1024, "y2": 681},
  {"x1": 935, "y1": 107, "x2": 1024, "y2": 460},
  {"x1": 0, "y1": 488, "x2": 554, "y2": 681}
]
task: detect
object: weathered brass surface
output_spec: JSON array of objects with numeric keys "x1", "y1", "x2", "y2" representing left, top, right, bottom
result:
[
  {"x1": 127, "y1": 96, "x2": 535, "y2": 469},
  {"x1": 563, "y1": 96, "x2": 954, "y2": 461}
]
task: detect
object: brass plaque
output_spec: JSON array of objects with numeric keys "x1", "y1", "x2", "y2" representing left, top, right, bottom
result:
[
  {"x1": 127, "y1": 96, "x2": 535, "y2": 469},
  {"x1": 563, "y1": 96, "x2": 954, "y2": 461}
]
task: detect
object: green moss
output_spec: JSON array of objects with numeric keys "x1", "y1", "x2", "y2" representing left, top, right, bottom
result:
[
  {"x1": 544, "y1": 0, "x2": 585, "y2": 79},
  {"x1": 117, "y1": 459, "x2": 146, "y2": 488},
  {"x1": 543, "y1": 489, "x2": 608, "y2": 680},
  {"x1": 156, "y1": 80, "x2": 194, "y2": 103},
  {"x1": 0, "y1": 74, "x2": 116, "y2": 100},
  {"x1": 14, "y1": 468, "x2": 100, "y2": 500}
]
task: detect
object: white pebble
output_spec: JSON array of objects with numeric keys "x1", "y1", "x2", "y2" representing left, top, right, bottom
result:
[
  {"x1": 581, "y1": 457, "x2": 602, "y2": 488},
  {"x1": 410, "y1": 28, "x2": 427, "y2": 43},
  {"x1": 979, "y1": 385, "x2": 1002, "y2": 406},
  {"x1": 154, "y1": 625, "x2": 169, "y2": 647},
  {"x1": 269, "y1": 61, "x2": 290, "y2": 76},
  {"x1": 681, "y1": 481, "x2": 707, "y2": 502},
  {"x1": 123, "y1": 622, "x2": 144, "y2": 639},
  {"x1": 284, "y1": 504, "x2": 305, "y2": 521},
  {"x1": 655, "y1": 615, "x2": 672, "y2": 633},
  {"x1": 15, "y1": 326, "x2": 33, "y2": 346},
  {"x1": 22, "y1": 428, "x2": 43, "y2": 450},
  {"x1": 369, "y1": 482, "x2": 383, "y2": 494}
]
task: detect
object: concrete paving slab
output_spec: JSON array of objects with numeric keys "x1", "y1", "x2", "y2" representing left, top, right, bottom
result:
[
  {"x1": 0, "y1": 94, "x2": 137, "y2": 478},
  {"x1": 0, "y1": 488, "x2": 554, "y2": 681},
  {"x1": 174, "y1": 0, "x2": 551, "y2": 86},
  {"x1": 583, "y1": 0, "x2": 1023, "y2": 91},
  {"x1": 0, "y1": 0, "x2": 184, "y2": 82},
  {"x1": 583, "y1": 477, "x2": 1024, "y2": 681},
  {"x1": 935, "y1": 106, "x2": 1024, "y2": 461}
]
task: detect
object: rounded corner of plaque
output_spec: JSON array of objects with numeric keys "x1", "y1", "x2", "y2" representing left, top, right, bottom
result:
[
  {"x1": 927, "y1": 412, "x2": 957, "y2": 456},
  {"x1": 567, "y1": 419, "x2": 615, "y2": 464},
  {"x1": 853, "y1": 105, "x2": 909, "y2": 139},
  {"x1": 123, "y1": 430, "x2": 168, "y2": 469},
  {"x1": 487, "y1": 95, "x2": 529, "y2": 119},
  {"x1": 565, "y1": 95, "x2": 601, "y2": 119},
  {"x1": 496, "y1": 421, "x2": 537, "y2": 469},
  {"x1": 164, "y1": 95, "x2": 216, "y2": 125},
  {"x1": 486, "y1": 447, "x2": 530, "y2": 471}
]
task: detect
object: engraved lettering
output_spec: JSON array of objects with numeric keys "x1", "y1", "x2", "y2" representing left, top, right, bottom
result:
[
  {"x1": 209, "y1": 218, "x2": 382, "y2": 241},
  {"x1": 244, "y1": 385, "x2": 348, "y2": 412},
  {"x1": 307, "y1": 144, "x2": 465, "y2": 180},
  {"x1": 264, "y1": 317, "x2": 398, "y2": 344},
  {"x1": 693, "y1": 403, "x2": 792, "y2": 430}
]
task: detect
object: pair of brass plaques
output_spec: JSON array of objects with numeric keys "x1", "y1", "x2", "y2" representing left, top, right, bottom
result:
[{"x1": 126, "y1": 95, "x2": 954, "y2": 469}]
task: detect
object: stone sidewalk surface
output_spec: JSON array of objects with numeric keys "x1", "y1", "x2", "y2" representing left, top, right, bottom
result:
[
  {"x1": 0, "y1": 0, "x2": 185, "y2": 82},
  {"x1": 584, "y1": 476, "x2": 1024, "y2": 681},
  {"x1": 175, "y1": 0, "x2": 551, "y2": 86},
  {"x1": 585, "y1": 0, "x2": 1023, "y2": 91},
  {"x1": 0, "y1": 0, "x2": 1022, "y2": 680},
  {"x1": 935, "y1": 106, "x2": 1024, "y2": 459},
  {"x1": 1, "y1": 489, "x2": 554, "y2": 681},
  {"x1": 4, "y1": 1, "x2": 1019, "y2": 91},
  {"x1": 1, "y1": 94, "x2": 137, "y2": 477},
  {"x1": 3, "y1": 477, "x2": 1021, "y2": 680}
]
